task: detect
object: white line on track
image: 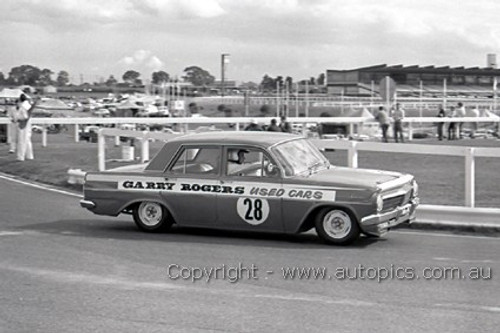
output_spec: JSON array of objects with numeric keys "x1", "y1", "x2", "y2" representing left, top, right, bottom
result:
[
  {"x1": 393, "y1": 230, "x2": 500, "y2": 241},
  {"x1": 0, "y1": 173, "x2": 82, "y2": 199}
]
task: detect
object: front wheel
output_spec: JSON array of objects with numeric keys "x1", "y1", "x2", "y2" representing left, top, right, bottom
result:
[
  {"x1": 315, "y1": 208, "x2": 360, "y2": 245},
  {"x1": 133, "y1": 201, "x2": 173, "y2": 232}
]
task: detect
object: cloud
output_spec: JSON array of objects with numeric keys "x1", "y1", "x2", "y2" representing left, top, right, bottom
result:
[{"x1": 118, "y1": 50, "x2": 164, "y2": 71}]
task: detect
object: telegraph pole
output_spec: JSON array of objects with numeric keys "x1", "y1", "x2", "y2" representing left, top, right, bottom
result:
[{"x1": 221, "y1": 53, "x2": 230, "y2": 97}]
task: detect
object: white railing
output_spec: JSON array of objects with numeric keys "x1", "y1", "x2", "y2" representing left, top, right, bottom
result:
[{"x1": 1, "y1": 115, "x2": 499, "y2": 147}]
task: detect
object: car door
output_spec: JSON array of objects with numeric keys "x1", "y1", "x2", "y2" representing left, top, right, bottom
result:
[
  {"x1": 160, "y1": 144, "x2": 221, "y2": 227},
  {"x1": 216, "y1": 146, "x2": 284, "y2": 232}
]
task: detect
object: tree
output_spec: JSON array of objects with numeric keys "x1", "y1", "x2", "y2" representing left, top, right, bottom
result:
[
  {"x1": 122, "y1": 70, "x2": 141, "y2": 85},
  {"x1": 0, "y1": 72, "x2": 5, "y2": 85},
  {"x1": 276, "y1": 76, "x2": 284, "y2": 90},
  {"x1": 309, "y1": 77, "x2": 316, "y2": 85},
  {"x1": 260, "y1": 74, "x2": 275, "y2": 91},
  {"x1": 152, "y1": 71, "x2": 170, "y2": 84},
  {"x1": 39, "y1": 68, "x2": 54, "y2": 86},
  {"x1": 105, "y1": 75, "x2": 118, "y2": 86},
  {"x1": 56, "y1": 71, "x2": 70, "y2": 86},
  {"x1": 285, "y1": 76, "x2": 293, "y2": 88},
  {"x1": 8, "y1": 65, "x2": 43, "y2": 86},
  {"x1": 317, "y1": 73, "x2": 326, "y2": 85},
  {"x1": 260, "y1": 104, "x2": 271, "y2": 116},
  {"x1": 182, "y1": 66, "x2": 215, "y2": 86}
]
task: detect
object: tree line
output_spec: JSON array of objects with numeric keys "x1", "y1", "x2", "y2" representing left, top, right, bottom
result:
[{"x1": 0, "y1": 64, "x2": 325, "y2": 90}]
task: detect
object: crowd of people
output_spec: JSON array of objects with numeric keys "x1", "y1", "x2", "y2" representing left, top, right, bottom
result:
[
  {"x1": 375, "y1": 102, "x2": 481, "y2": 142},
  {"x1": 243, "y1": 115, "x2": 293, "y2": 133},
  {"x1": 5, "y1": 93, "x2": 38, "y2": 161}
]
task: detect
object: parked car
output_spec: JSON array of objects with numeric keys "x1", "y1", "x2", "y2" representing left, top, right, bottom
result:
[{"x1": 80, "y1": 132, "x2": 419, "y2": 245}]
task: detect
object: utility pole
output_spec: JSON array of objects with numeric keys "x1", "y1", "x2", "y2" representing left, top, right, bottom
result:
[{"x1": 221, "y1": 53, "x2": 230, "y2": 97}]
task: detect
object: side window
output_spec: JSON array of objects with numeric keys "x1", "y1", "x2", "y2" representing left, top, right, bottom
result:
[
  {"x1": 226, "y1": 148, "x2": 279, "y2": 178},
  {"x1": 170, "y1": 147, "x2": 220, "y2": 175}
]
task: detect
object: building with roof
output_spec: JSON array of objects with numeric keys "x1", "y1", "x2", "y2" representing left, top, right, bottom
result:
[{"x1": 326, "y1": 62, "x2": 500, "y2": 97}]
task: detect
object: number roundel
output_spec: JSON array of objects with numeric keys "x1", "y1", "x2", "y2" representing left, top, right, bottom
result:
[{"x1": 236, "y1": 197, "x2": 270, "y2": 225}]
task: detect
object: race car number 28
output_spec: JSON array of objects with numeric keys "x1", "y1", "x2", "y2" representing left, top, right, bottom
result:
[{"x1": 237, "y1": 198, "x2": 270, "y2": 225}]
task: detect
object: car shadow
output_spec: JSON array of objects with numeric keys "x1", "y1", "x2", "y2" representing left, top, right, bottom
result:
[{"x1": 14, "y1": 218, "x2": 383, "y2": 249}]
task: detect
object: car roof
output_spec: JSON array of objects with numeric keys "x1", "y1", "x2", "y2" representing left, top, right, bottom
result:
[{"x1": 169, "y1": 131, "x2": 301, "y2": 148}]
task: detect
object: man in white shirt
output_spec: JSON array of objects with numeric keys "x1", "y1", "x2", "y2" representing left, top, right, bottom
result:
[
  {"x1": 16, "y1": 94, "x2": 36, "y2": 161},
  {"x1": 391, "y1": 103, "x2": 405, "y2": 143}
]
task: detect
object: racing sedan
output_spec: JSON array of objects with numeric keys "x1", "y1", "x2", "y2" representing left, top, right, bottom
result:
[{"x1": 80, "y1": 131, "x2": 419, "y2": 245}]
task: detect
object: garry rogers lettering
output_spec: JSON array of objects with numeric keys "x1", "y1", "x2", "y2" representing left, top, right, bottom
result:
[
  {"x1": 120, "y1": 180, "x2": 328, "y2": 200},
  {"x1": 180, "y1": 183, "x2": 245, "y2": 194},
  {"x1": 122, "y1": 180, "x2": 175, "y2": 190}
]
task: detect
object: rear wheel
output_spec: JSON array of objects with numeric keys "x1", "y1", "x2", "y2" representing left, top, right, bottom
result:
[
  {"x1": 133, "y1": 201, "x2": 173, "y2": 232},
  {"x1": 315, "y1": 208, "x2": 360, "y2": 245}
]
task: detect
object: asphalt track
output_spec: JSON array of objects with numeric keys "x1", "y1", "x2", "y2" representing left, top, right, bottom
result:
[{"x1": 1, "y1": 175, "x2": 500, "y2": 332}]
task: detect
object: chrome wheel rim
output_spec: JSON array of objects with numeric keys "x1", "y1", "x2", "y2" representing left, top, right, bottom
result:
[
  {"x1": 322, "y1": 210, "x2": 351, "y2": 239},
  {"x1": 138, "y1": 202, "x2": 163, "y2": 226}
]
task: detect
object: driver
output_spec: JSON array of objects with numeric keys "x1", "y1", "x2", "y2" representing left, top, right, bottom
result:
[{"x1": 227, "y1": 149, "x2": 248, "y2": 175}]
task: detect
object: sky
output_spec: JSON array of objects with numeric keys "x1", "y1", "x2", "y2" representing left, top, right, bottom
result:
[{"x1": 1, "y1": 0, "x2": 500, "y2": 84}]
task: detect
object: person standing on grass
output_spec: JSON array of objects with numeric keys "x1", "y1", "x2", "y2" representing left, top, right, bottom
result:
[
  {"x1": 6, "y1": 99, "x2": 18, "y2": 153},
  {"x1": 447, "y1": 106, "x2": 457, "y2": 140},
  {"x1": 16, "y1": 94, "x2": 37, "y2": 161},
  {"x1": 436, "y1": 105, "x2": 446, "y2": 140},
  {"x1": 391, "y1": 103, "x2": 405, "y2": 143},
  {"x1": 375, "y1": 106, "x2": 390, "y2": 142},
  {"x1": 456, "y1": 102, "x2": 466, "y2": 139}
]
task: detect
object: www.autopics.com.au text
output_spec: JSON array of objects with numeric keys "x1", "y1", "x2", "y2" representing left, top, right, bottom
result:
[{"x1": 166, "y1": 263, "x2": 492, "y2": 283}]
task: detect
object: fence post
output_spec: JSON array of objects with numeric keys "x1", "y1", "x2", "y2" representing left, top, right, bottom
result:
[
  {"x1": 74, "y1": 124, "x2": 79, "y2": 142},
  {"x1": 408, "y1": 121, "x2": 413, "y2": 141},
  {"x1": 141, "y1": 131, "x2": 150, "y2": 163},
  {"x1": 465, "y1": 147, "x2": 475, "y2": 207},
  {"x1": 98, "y1": 130, "x2": 105, "y2": 171},
  {"x1": 42, "y1": 126, "x2": 48, "y2": 147},
  {"x1": 348, "y1": 141, "x2": 358, "y2": 168}
]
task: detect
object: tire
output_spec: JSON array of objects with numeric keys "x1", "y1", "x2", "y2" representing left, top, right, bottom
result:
[
  {"x1": 315, "y1": 208, "x2": 360, "y2": 245},
  {"x1": 133, "y1": 201, "x2": 173, "y2": 232}
]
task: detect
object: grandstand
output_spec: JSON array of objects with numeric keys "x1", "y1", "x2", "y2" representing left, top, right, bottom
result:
[{"x1": 326, "y1": 64, "x2": 500, "y2": 97}]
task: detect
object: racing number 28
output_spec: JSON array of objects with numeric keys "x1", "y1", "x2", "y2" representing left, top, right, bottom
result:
[
  {"x1": 243, "y1": 198, "x2": 263, "y2": 221},
  {"x1": 236, "y1": 197, "x2": 269, "y2": 225}
]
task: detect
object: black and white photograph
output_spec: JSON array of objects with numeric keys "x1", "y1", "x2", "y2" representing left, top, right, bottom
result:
[{"x1": 1, "y1": 0, "x2": 500, "y2": 332}]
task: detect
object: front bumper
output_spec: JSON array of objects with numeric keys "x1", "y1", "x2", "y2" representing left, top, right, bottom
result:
[
  {"x1": 360, "y1": 198, "x2": 419, "y2": 236},
  {"x1": 80, "y1": 199, "x2": 96, "y2": 210}
]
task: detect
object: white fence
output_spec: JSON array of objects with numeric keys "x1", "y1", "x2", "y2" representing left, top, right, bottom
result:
[{"x1": 1, "y1": 115, "x2": 499, "y2": 147}]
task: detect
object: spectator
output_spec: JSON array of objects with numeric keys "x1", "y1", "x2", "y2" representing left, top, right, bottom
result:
[
  {"x1": 447, "y1": 106, "x2": 457, "y2": 140},
  {"x1": 279, "y1": 115, "x2": 292, "y2": 133},
  {"x1": 16, "y1": 94, "x2": 37, "y2": 161},
  {"x1": 436, "y1": 105, "x2": 446, "y2": 140},
  {"x1": 375, "y1": 106, "x2": 390, "y2": 142},
  {"x1": 456, "y1": 102, "x2": 466, "y2": 139},
  {"x1": 267, "y1": 118, "x2": 281, "y2": 132},
  {"x1": 244, "y1": 119, "x2": 262, "y2": 131},
  {"x1": 391, "y1": 103, "x2": 405, "y2": 143}
]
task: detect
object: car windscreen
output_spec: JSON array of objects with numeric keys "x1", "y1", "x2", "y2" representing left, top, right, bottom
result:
[{"x1": 271, "y1": 138, "x2": 329, "y2": 177}]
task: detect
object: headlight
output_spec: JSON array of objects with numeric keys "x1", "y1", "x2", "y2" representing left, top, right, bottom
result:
[
  {"x1": 412, "y1": 180, "x2": 419, "y2": 198},
  {"x1": 376, "y1": 194, "x2": 384, "y2": 213}
]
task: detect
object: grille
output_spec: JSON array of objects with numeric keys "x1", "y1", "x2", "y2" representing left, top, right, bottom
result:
[{"x1": 382, "y1": 195, "x2": 405, "y2": 212}]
